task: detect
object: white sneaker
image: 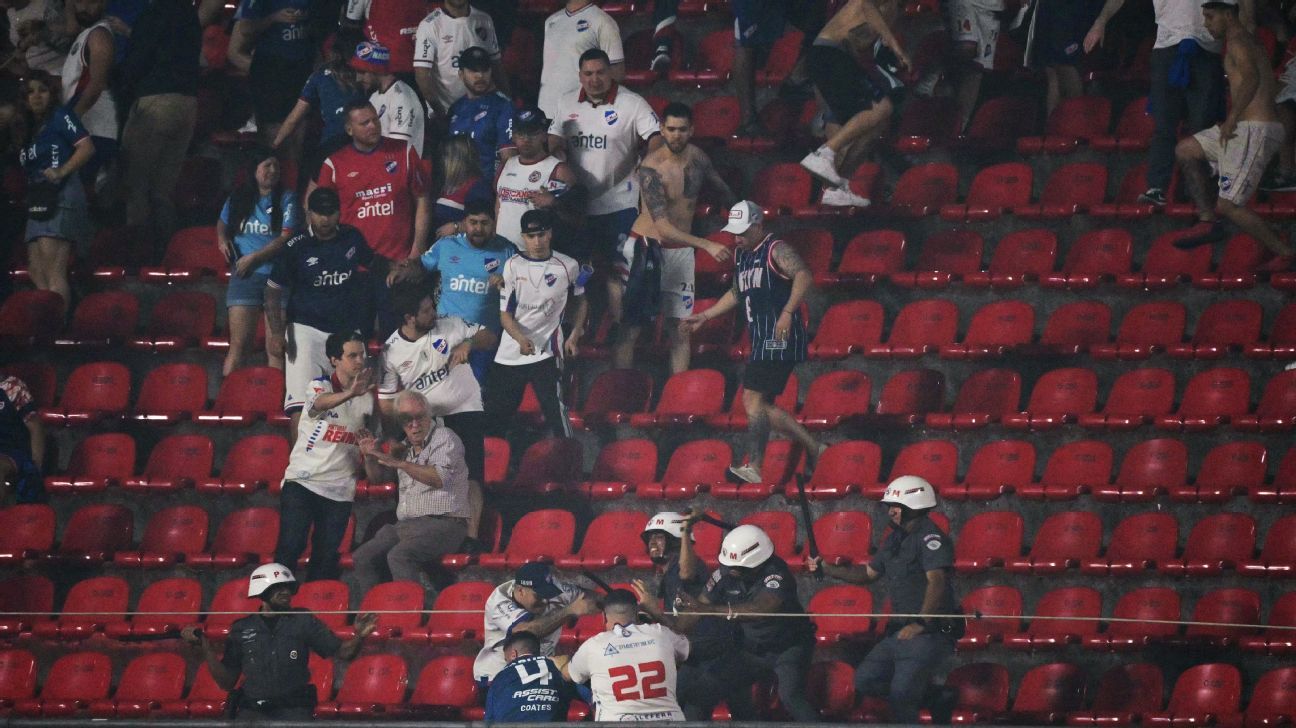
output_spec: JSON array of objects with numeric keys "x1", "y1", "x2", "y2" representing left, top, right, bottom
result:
[
  {"x1": 238, "y1": 117, "x2": 258, "y2": 134},
  {"x1": 728, "y1": 464, "x2": 763, "y2": 484},
  {"x1": 800, "y1": 147, "x2": 849, "y2": 188},
  {"x1": 821, "y1": 186, "x2": 871, "y2": 208}
]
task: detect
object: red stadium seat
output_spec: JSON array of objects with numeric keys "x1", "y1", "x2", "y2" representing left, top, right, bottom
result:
[
  {"x1": 0, "y1": 575, "x2": 53, "y2": 637},
  {"x1": 570, "y1": 369, "x2": 653, "y2": 428},
  {"x1": 1183, "y1": 588, "x2": 1261, "y2": 647},
  {"x1": 1092, "y1": 97, "x2": 1154, "y2": 152},
  {"x1": 1008, "y1": 663, "x2": 1088, "y2": 724},
  {"x1": 198, "y1": 435, "x2": 289, "y2": 495},
  {"x1": 202, "y1": 579, "x2": 260, "y2": 638},
  {"x1": 478, "y1": 509, "x2": 575, "y2": 569},
  {"x1": 942, "y1": 662, "x2": 1011, "y2": 723},
  {"x1": 407, "y1": 656, "x2": 479, "y2": 719},
  {"x1": 0, "y1": 649, "x2": 36, "y2": 708},
  {"x1": 1092, "y1": 162, "x2": 1157, "y2": 219},
  {"x1": 1243, "y1": 667, "x2": 1296, "y2": 727},
  {"x1": 40, "y1": 362, "x2": 130, "y2": 426},
  {"x1": 1096, "y1": 438, "x2": 1188, "y2": 502},
  {"x1": 953, "y1": 439, "x2": 1035, "y2": 501},
  {"x1": 715, "y1": 439, "x2": 802, "y2": 500},
  {"x1": 1247, "y1": 303, "x2": 1296, "y2": 359},
  {"x1": 1002, "y1": 368, "x2": 1099, "y2": 430},
  {"x1": 139, "y1": 226, "x2": 228, "y2": 283},
  {"x1": 808, "y1": 301, "x2": 884, "y2": 360},
  {"x1": 865, "y1": 368, "x2": 945, "y2": 428},
  {"x1": 1090, "y1": 303, "x2": 1188, "y2": 360},
  {"x1": 755, "y1": 28, "x2": 802, "y2": 85},
  {"x1": 127, "y1": 291, "x2": 216, "y2": 352},
  {"x1": 130, "y1": 364, "x2": 208, "y2": 424},
  {"x1": 557, "y1": 510, "x2": 647, "y2": 570},
  {"x1": 1175, "y1": 441, "x2": 1267, "y2": 503},
  {"x1": 1144, "y1": 664, "x2": 1241, "y2": 727},
  {"x1": 893, "y1": 97, "x2": 957, "y2": 153},
  {"x1": 808, "y1": 585, "x2": 875, "y2": 643},
  {"x1": 926, "y1": 368, "x2": 1021, "y2": 430},
  {"x1": 337, "y1": 581, "x2": 425, "y2": 642},
  {"x1": 1086, "y1": 587, "x2": 1181, "y2": 651},
  {"x1": 792, "y1": 228, "x2": 835, "y2": 286},
  {"x1": 887, "y1": 163, "x2": 959, "y2": 218},
  {"x1": 158, "y1": 663, "x2": 226, "y2": 718},
  {"x1": 1170, "y1": 300, "x2": 1264, "y2": 359},
  {"x1": 1160, "y1": 513, "x2": 1256, "y2": 576},
  {"x1": 1068, "y1": 663, "x2": 1164, "y2": 726},
  {"x1": 104, "y1": 578, "x2": 201, "y2": 640},
  {"x1": 1254, "y1": 447, "x2": 1296, "y2": 504},
  {"x1": 751, "y1": 162, "x2": 814, "y2": 217},
  {"x1": 706, "y1": 376, "x2": 798, "y2": 431},
  {"x1": 124, "y1": 435, "x2": 213, "y2": 494},
  {"x1": 0, "y1": 504, "x2": 55, "y2": 563},
  {"x1": 187, "y1": 507, "x2": 279, "y2": 568},
  {"x1": 1117, "y1": 230, "x2": 1214, "y2": 290},
  {"x1": 940, "y1": 163, "x2": 1033, "y2": 221},
  {"x1": 52, "y1": 292, "x2": 139, "y2": 349},
  {"x1": 505, "y1": 438, "x2": 583, "y2": 495},
  {"x1": 581, "y1": 438, "x2": 658, "y2": 500},
  {"x1": 44, "y1": 433, "x2": 134, "y2": 494},
  {"x1": 297, "y1": 517, "x2": 355, "y2": 571},
  {"x1": 812, "y1": 511, "x2": 872, "y2": 566},
  {"x1": 620, "y1": 29, "x2": 667, "y2": 86},
  {"x1": 1008, "y1": 512, "x2": 1103, "y2": 574},
  {"x1": 891, "y1": 230, "x2": 984, "y2": 288},
  {"x1": 1005, "y1": 588, "x2": 1101, "y2": 651},
  {"x1": 959, "y1": 586, "x2": 1023, "y2": 649},
  {"x1": 1080, "y1": 368, "x2": 1177, "y2": 430},
  {"x1": 1241, "y1": 593, "x2": 1296, "y2": 655},
  {"x1": 827, "y1": 231, "x2": 906, "y2": 288},
  {"x1": 954, "y1": 512, "x2": 1023, "y2": 572},
  {"x1": 864, "y1": 299, "x2": 959, "y2": 358},
  {"x1": 691, "y1": 96, "x2": 773, "y2": 152},
  {"x1": 13, "y1": 651, "x2": 111, "y2": 717},
  {"x1": 1042, "y1": 229, "x2": 1134, "y2": 289},
  {"x1": 425, "y1": 581, "x2": 493, "y2": 644},
  {"x1": 291, "y1": 580, "x2": 349, "y2": 632},
  {"x1": 1016, "y1": 163, "x2": 1108, "y2": 219},
  {"x1": 1235, "y1": 370, "x2": 1296, "y2": 432},
  {"x1": 1156, "y1": 367, "x2": 1251, "y2": 432},
  {"x1": 805, "y1": 660, "x2": 856, "y2": 720},
  {"x1": 1240, "y1": 515, "x2": 1296, "y2": 578},
  {"x1": 798, "y1": 440, "x2": 882, "y2": 500},
  {"x1": 32, "y1": 576, "x2": 129, "y2": 641},
  {"x1": 953, "y1": 96, "x2": 1039, "y2": 153},
  {"x1": 112, "y1": 505, "x2": 209, "y2": 567},
  {"x1": 629, "y1": 369, "x2": 725, "y2": 428},
  {"x1": 964, "y1": 228, "x2": 1058, "y2": 288},
  {"x1": 196, "y1": 366, "x2": 288, "y2": 426},
  {"x1": 50, "y1": 504, "x2": 133, "y2": 564},
  {"x1": 638, "y1": 439, "x2": 730, "y2": 500},
  {"x1": 888, "y1": 440, "x2": 958, "y2": 495},
  {"x1": 1028, "y1": 301, "x2": 1112, "y2": 356},
  {"x1": 317, "y1": 654, "x2": 408, "y2": 717},
  {"x1": 940, "y1": 300, "x2": 1035, "y2": 359},
  {"x1": 1197, "y1": 233, "x2": 1265, "y2": 290},
  {"x1": 1020, "y1": 440, "x2": 1113, "y2": 500},
  {"x1": 0, "y1": 290, "x2": 65, "y2": 345},
  {"x1": 668, "y1": 28, "x2": 733, "y2": 87},
  {"x1": 1018, "y1": 96, "x2": 1112, "y2": 154},
  {"x1": 1, "y1": 362, "x2": 55, "y2": 408},
  {"x1": 797, "y1": 370, "x2": 870, "y2": 430},
  {"x1": 172, "y1": 157, "x2": 224, "y2": 218},
  {"x1": 1082, "y1": 512, "x2": 1179, "y2": 576}
]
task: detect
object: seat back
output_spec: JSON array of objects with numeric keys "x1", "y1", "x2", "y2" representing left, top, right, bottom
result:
[
  {"x1": 739, "y1": 511, "x2": 797, "y2": 560},
  {"x1": 654, "y1": 369, "x2": 725, "y2": 417},
  {"x1": 65, "y1": 433, "x2": 135, "y2": 480},
  {"x1": 0, "y1": 504, "x2": 55, "y2": 555},
  {"x1": 1024, "y1": 368, "x2": 1098, "y2": 416},
  {"x1": 1248, "y1": 668, "x2": 1296, "y2": 720},
  {"x1": 1091, "y1": 663, "x2": 1163, "y2": 714},
  {"x1": 660, "y1": 439, "x2": 731, "y2": 484},
  {"x1": 147, "y1": 291, "x2": 216, "y2": 339},
  {"x1": 67, "y1": 291, "x2": 139, "y2": 339},
  {"x1": 965, "y1": 163, "x2": 1033, "y2": 208},
  {"x1": 139, "y1": 506, "x2": 209, "y2": 557},
  {"x1": 410, "y1": 655, "x2": 478, "y2": 708},
  {"x1": 359, "y1": 581, "x2": 425, "y2": 634},
  {"x1": 838, "y1": 231, "x2": 906, "y2": 275},
  {"x1": 889, "y1": 440, "x2": 957, "y2": 491},
  {"x1": 514, "y1": 438, "x2": 583, "y2": 490},
  {"x1": 1106, "y1": 512, "x2": 1179, "y2": 563},
  {"x1": 61, "y1": 504, "x2": 134, "y2": 556},
  {"x1": 876, "y1": 369, "x2": 944, "y2": 418},
  {"x1": 809, "y1": 441, "x2": 881, "y2": 489},
  {"x1": 1256, "y1": 370, "x2": 1296, "y2": 419},
  {"x1": 813, "y1": 301, "x2": 884, "y2": 349},
  {"x1": 964, "y1": 440, "x2": 1036, "y2": 492},
  {"x1": 1192, "y1": 300, "x2": 1263, "y2": 347},
  {"x1": 988, "y1": 229, "x2": 1057, "y2": 276},
  {"x1": 813, "y1": 511, "x2": 872, "y2": 564},
  {"x1": 887, "y1": 299, "x2": 959, "y2": 348},
  {"x1": 132, "y1": 578, "x2": 202, "y2": 630},
  {"x1": 801, "y1": 370, "x2": 871, "y2": 420},
  {"x1": 1029, "y1": 512, "x2": 1102, "y2": 560},
  {"x1": 204, "y1": 579, "x2": 260, "y2": 633},
  {"x1": 40, "y1": 652, "x2": 112, "y2": 701},
  {"x1": 690, "y1": 95, "x2": 740, "y2": 140},
  {"x1": 807, "y1": 585, "x2": 873, "y2": 639},
  {"x1": 1143, "y1": 231, "x2": 1214, "y2": 277},
  {"x1": 947, "y1": 662, "x2": 1011, "y2": 714},
  {"x1": 1102, "y1": 368, "x2": 1176, "y2": 417},
  {"x1": 917, "y1": 230, "x2": 984, "y2": 273},
  {"x1": 141, "y1": 435, "x2": 214, "y2": 483},
  {"x1": 1187, "y1": 588, "x2": 1260, "y2": 639},
  {"x1": 1046, "y1": 96, "x2": 1112, "y2": 139},
  {"x1": 220, "y1": 435, "x2": 290, "y2": 485},
  {"x1": 211, "y1": 507, "x2": 280, "y2": 557},
  {"x1": 805, "y1": 660, "x2": 855, "y2": 719},
  {"x1": 0, "y1": 576, "x2": 53, "y2": 628},
  {"x1": 963, "y1": 301, "x2": 1035, "y2": 347},
  {"x1": 114, "y1": 653, "x2": 187, "y2": 701},
  {"x1": 1040, "y1": 440, "x2": 1113, "y2": 488},
  {"x1": 1116, "y1": 302, "x2": 1187, "y2": 347},
  {"x1": 335, "y1": 654, "x2": 408, "y2": 705},
  {"x1": 1043, "y1": 163, "x2": 1108, "y2": 207},
  {"x1": 961, "y1": 586, "x2": 1023, "y2": 638},
  {"x1": 1115, "y1": 439, "x2": 1188, "y2": 490},
  {"x1": 1183, "y1": 513, "x2": 1257, "y2": 563},
  {"x1": 60, "y1": 362, "x2": 132, "y2": 414},
  {"x1": 502, "y1": 509, "x2": 575, "y2": 560},
  {"x1": 1012, "y1": 663, "x2": 1087, "y2": 714},
  {"x1": 1197, "y1": 442, "x2": 1267, "y2": 491},
  {"x1": 214, "y1": 367, "x2": 285, "y2": 416},
  {"x1": 0, "y1": 290, "x2": 66, "y2": 337},
  {"x1": 1177, "y1": 368, "x2": 1252, "y2": 418},
  {"x1": 1040, "y1": 302, "x2": 1112, "y2": 348},
  {"x1": 578, "y1": 511, "x2": 649, "y2": 559},
  {"x1": 1260, "y1": 515, "x2": 1296, "y2": 564},
  {"x1": 956, "y1": 512, "x2": 1024, "y2": 564},
  {"x1": 292, "y1": 580, "x2": 350, "y2": 629},
  {"x1": 136, "y1": 364, "x2": 208, "y2": 415},
  {"x1": 589, "y1": 439, "x2": 658, "y2": 483},
  {"x1": 890, "y1": 164, "x2": 959, "y2": 212},
  {"x1": 427, "y1": 582, "x2": 493, "y2": 637},
  {"x1": 580, "y1": 369, "x2": 652, "y2": 419},
  {"x1": 1029, "y1": 587, "x2": 1101, "y2": 637},
  {"x1": 790, "y1": 228, "x2": 834, "y2": 276},
  {"x1": 1109, "y1": 588, "x2": 1181, "y2": 637},
  {"x1": 752, "y1": 163, "x2": 812, "y2": 211},
  {"x1": 59, "y1": 576, "x2": 129, "y2": 628},
  {"x1": 951, "y1": 368, "x2": 1021, "y2": 415},
  {"x1": 163, "y1": 226, "x2": 226, "y2": 272},
  {"x1": 1063, "y1": 229, "x2": 1134, "y2": 275},
  {"x1": 0, "y1": 649, "x2": 36, "y2": 701},
  {"x1": 1166, "y1": 664, "x2": 1241, "y2": 715},
  {"x1": 964, "y1": 97, "x2": 1039, "y2": 146}
]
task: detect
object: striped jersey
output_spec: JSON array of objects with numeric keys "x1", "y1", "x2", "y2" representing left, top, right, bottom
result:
[{"x1": 735, "y1": 235, "x2": 806, "y2": 363}]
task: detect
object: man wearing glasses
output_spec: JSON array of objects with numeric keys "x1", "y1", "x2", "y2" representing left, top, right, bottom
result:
[{"x1": 352, "y1": 390, "x2": 472, "y2": 594}]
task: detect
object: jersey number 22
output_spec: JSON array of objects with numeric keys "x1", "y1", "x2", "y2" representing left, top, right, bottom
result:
[{"x1": 608, "y1": 661, "x2": 666, "y2": 702}]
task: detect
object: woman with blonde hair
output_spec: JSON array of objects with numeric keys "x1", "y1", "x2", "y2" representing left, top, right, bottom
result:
[{"x1": 433, "y1": 134, "x2": 493, "y2": 239}]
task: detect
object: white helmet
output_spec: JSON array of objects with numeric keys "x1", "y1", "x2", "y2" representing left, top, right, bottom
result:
[
  {"x1": 718, "y1": 525, "x2": 774, "y2": 568},
  {"x1": 641, "y1": 512, "x2": 694, "y2": 543},
  {"x1": 248, "y1": 563, "x2": 297, "y2": 598},
  {"x1": 881, "y1": 475, "x2": 938, "y2": 510}
]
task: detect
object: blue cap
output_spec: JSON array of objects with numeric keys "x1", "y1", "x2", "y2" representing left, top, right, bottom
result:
[{"x1": 514, "y1": 563, "x2": 561, "y2": 599}]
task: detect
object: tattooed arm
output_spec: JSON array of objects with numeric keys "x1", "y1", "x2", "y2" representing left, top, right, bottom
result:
[
  {"x1": 771, "y1": 241, "x2": 813, "y2": 340},
  {"x1": 639, "y1": 163, "x2": 730, "y2": 262}
]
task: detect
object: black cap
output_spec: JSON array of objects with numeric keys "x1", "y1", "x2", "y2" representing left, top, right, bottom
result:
[
  {"x1": 520, "y1": 209, "x2": 554, "y2": 235},
  {"x1": 513, "y1": 107, "x2": 549, "y2": 134},
  {"x1": 458, "y1": 45, "x2": 494, "y2": 72},
  {"x1": 514, "y1": 563, "x2": 561, "y2": 599},
  {"x1": 308, "y1": 187, "x2": 341, "y2": 215}
]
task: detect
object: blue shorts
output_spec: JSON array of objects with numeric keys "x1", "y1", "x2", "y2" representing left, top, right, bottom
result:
[
  {"x1": 1, "y1": 447, "x2": 45, "y2": 503},
  {"x1": 733, "y1": 0, "x2": 787, "y2": 48},
  {"x1": 581, "y1": 207, "x2": 638, "y2": 264},
  {"x1": 226, "y1": 272, "x2": 270, "y2": 308}
]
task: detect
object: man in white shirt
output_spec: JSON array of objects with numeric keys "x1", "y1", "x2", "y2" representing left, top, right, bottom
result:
[
  {"x1": 484, "y1": 209, "x2": 588, "y2": 439},
  {"x1": 495, "y1": 108, "x2": 583, "y2": 250},
  {"x1": 273, "y1": 331, "x2": 376, "y2": 582},
  {"x1": 413, "y1": 0, "x2": 504, "y2": 116},
  {"x1": 538, "y1": 0, "x2": 625, "y2": 120},
  {"x1": 474, "y1": 563, "x2": 598, "y2": 683},
  {"x1": 566, "y1": 589, "x2": 689, "y2": 722},
  {"x1": 352, "y1": 40, "x2": 426, "y2": 157}
]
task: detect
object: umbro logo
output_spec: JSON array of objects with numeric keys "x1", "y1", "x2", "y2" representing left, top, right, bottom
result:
[{"x1": 306, "y1": 257, "x2": 320, "y2": 266}]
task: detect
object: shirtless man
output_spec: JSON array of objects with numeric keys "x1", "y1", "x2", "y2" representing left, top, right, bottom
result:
[
  {"x1": 800, "y1": 0, "x2": 908, "y2": 207},
  {"x1": 611, "y1": 102, "x2": 737, "y2": 374},
  {"x1": 1174, "y1": 0, "x2": 1295, "y2": 269}
]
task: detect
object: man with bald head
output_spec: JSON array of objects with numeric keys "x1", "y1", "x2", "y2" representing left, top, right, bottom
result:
[{"x1": 352, "y1": 390, "x2": 472, "y2": 593}]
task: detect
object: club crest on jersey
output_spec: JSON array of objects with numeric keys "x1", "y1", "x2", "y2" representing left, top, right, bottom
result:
[
  {"x1": 602, "y1": 644, "x2": 619, "y2": 656},
  {"x1": 544, "y1": 272, "x2": 557, "y2": 286},
  {"x1": 346, "y1": 247, "x2": 356, "y2": 259},
  {"x1": 432, "y1": 338, "x2": 449, "y2": 354},
  {"x1": 484, "y1": 257, "x2": 500, "y2": 272},
  {"x1": 474, "y1": 110, "x2": 488, "y2": 122},
  {"x1": 604, "y1": 109, "x2": 618, "y2": 126},
  {"x1": 528, "y1": 171, "x2": 542, "y2": 183},
  {"x1": 576, "y1": 19, "x2": 590, "y2": 32},
  {"x1": 449, "y1": 256, "x2": 461, "y2": 264},
  {"x1": 377, "y1": 104, "x2": 387, "y2": 118},
  {"x1": 385, "y1": 160, "x2": 398, "y2": 174}
]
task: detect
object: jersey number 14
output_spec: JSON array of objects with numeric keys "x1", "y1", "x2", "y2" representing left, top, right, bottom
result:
[{"x1": 608, "y1": 661, "x2": 667, "y2": 702}]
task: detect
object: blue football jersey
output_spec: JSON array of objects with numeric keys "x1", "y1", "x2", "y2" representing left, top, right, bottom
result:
[
  {"x1": 419, "y1": 232, "x2": 514, "y2": 330},
  {"x1": 484, "y1": 655, "x2": 570, "y2": 722}
]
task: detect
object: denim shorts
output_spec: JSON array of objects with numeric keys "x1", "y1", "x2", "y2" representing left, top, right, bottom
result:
[{"x1": 226, "y1": 272, "x2": 269, "y2": 308}]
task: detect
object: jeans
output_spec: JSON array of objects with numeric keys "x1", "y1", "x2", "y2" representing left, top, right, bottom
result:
[
  {"x1": 273, "y1": 481, "x2": 352, "y2": 581},
  {"x1": 1147, "y1": 45, "x2": 1225, "y2": 190},
  {"x1": 121, "y1": 93, "x2": 198, "y2": 246},
  {"x1": 854, "y1": 632, "x2": 956, "y2": 723},
  {"x1": 723, "y1": 640, "x2": 818, "y2": 723}
]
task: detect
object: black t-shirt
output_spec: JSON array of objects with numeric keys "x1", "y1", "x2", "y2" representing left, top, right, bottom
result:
[
  {"x1": 658, "y1": 560, "x2": 738, "y2": 661},
  {"x1": 222, "y1": 609, "x2": 342, "y2": 701},
  {"x1": 873, "y1": 516, "x2": 957, "y2": 631},
  {"x1": 268, "y1": 224, "x2": 376, "y2": 335},
  {"x1": 702, "y1": 555, "x2": 814, "y2": 653}
]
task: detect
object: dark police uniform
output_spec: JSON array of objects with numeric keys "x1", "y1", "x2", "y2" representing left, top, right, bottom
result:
[
  {"x1": 734, "y1": 234, "x2": 807, "y2": 396},
  {"x1": 702, "y1": 555, "x2": 818, "y2": 723},
  {"x1": 854, "y1": 515, "x2": 960, "y2": 723},
  {"x1": 658, "y1": 560, "x2": 738, "y2": 720},
  {"x1": 484, "y1": 654, "x2": 573, "y2": 722},
  {"x1": 222, "y1": 609, "x2": 342, "y2": 721}
]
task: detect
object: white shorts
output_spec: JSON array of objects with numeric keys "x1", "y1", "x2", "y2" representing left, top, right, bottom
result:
[
  {"x1": 947, "y1": 0, "x2": 1000, "y2": 70},
  {"x1": 659, "y1": 246, "x2": 695, "y2": 320},
  {"x1": 283, "y1": 322, "x2": 332, "y2": 415},
  {"x1": 1194, "y1": 121, "x2": 1283, "y2": 206},
  {"x1": 1277, "y1": 60, "x2": 1296, "y2": 105}
]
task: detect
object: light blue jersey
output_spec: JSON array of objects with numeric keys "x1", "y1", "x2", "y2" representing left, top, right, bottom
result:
[
  {"x1": 220, "y1": 190, "x2": 302, "y2": 276},
  {"x1": 419, "y1": 233, "x2": 515, "y2": 330}
]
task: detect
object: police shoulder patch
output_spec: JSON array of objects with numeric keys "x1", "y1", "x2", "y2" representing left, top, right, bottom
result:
[
  {"x1": 763, "y1": 574, "x2": 782, "y2": 590},
  {"x1": 924, "y1": 533, "x2": 943, "y2": 551}
]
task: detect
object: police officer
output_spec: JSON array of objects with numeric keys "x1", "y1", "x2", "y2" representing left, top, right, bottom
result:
[
  {"x1": 807, "y1": 476, "x2": 962, "y2": 723},
  {"x1": 484, "y1": 631, "x2": 574, "y2": 722},
  {"x1": 631, "y1": 511, "x2": 735, "y2": 721},
  {"x1": 675, "y1": 524, "x2": 819, "y2": 723},
  {"x1": 180, "y1": 563, "x2": 378, "y2": 722}
]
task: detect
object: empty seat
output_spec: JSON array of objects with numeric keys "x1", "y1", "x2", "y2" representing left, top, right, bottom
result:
[
  {"x1": 864, "y1": 299, "x2": 959, "y2": 358},
  {"x1": 139, "y1": 226, "x2": 228, "y2": 283},
  {"x1": 478, "y1": 509, "x2": 575, "y2": 569},
  {"x1": 316, "y1": 654, "x2": 408, "y2": 716},
  {"x1": 953, "y1": 439, "x2": 1035, "y2": 501},
  {"x1": 581, "y1": 439, "x2": 658, "y2": 500},
  {"x1": 1117, "y1": 230, "x2": 1213, "y2": 292},
  {"x1": 557, "y1": 511, "x2": 647, "y2": 570},
  {"x1": 53, "y1": 291, "x2": 139, "y2": 348},
  {"x1": 112, "y1": 506, "x2": 209, "y2": 568},
  {"x1": 827, "y1": 231, "x2": 906, "y2": 288},
  {"x1": 157, "y1": 663, "x2": 226, "y2": 718},
  {"x1": 638, "y1": 439, "x2": 731, "y2": 500},
  {"x1": 1170, "y1": 300, "x2": 1264, "y2": 359},
  {"x1": 1092, "y1": 162, "x2": 1158, "y2": 219},
  {"x1": 1016, "y1": 163, "x2": 1108, "y2": 219},
  {"x1": 0, "y1": 504, "x2": 55, "y2": 563},
  {"x1": 0, "y1": 649, "x2": 37, "y2": 708},
  {"x1": 570, "y1": 368, "x2": 653, "y2": 428},
  {"x1": 954, "y1": 512, "x2": 1024, "y2": 572},
  {"x1": 1092, "y1": 96, "x2": 1154, "y2": 152},
  {"x1": 940, "y1": 163, "x2": 1033, "y2": 221},
  {"x1": 1235, "y1": 370, "x2": 1296, "y2": 432},
  {"x1": 1090, "y1": 302, "x2": 1188, "y2": 360},
  {"x1": 196, "y1": 366, "x2": 287, "y2": 425},
  {"x1": 505, "y1": 438, "x2": 583, "y2": 495},
  {"x1": 812, "y1": 511, "x2": 872, "y2": 566},
  {"x1": 1043, "y1": 229, "x2": 1134, "y2": 289},
  {"x1": 958, "y1": 586, "x2": 1023, "y2": 649},
  {"x1": 750, "y1": 162, "x2": 814, "y2": 217},
  {"x1": 1067, "y1": 663, "x2": 1164, "y2": 726},
  {"x1": 629, "y1": 369, "x2": 725, "y2": 428},
  {"x1": 291, "y1": 580, "x2": 350, "y2": 633},
  {"x1": 867, "y1": 368, "x2": 945, "y2": 427},
  {"x1": 1097, "y1": 438, "x2": 1189, "y2": 502},
  {"x1": 1157, "y1": 367, "x2": 1251, "y2": 431},
  {"x1": 128, "y1": 290, "x2": 217, "y2": 352},
  {"x1": 51, "y1": 504, "x2": 133, "y2": 564},
  {"x1": 1083, "y1": 512, "x2": 1179, "y2": 576},
  {"x1": 887, "y1": 163, "x2": 959, "y2": 218},
  {"x1": 1003, "y1": 368, "x2": 1099, "y2": 430},
  {"x1": 0, "y1": 575, "x2": 53, "y2": 636},
  {"x1": 197, "y1": 435, "x2": 289, "y2": 494},
  {"x1": 104, "y1": 577, "x2": 201, "y2": 641},
  {"x1": 1144, "y1": 664, "x2": 1241, "y2": 727},
  {"x1": 44, "y1": 433, "x2": 134, "y2": 495},
  {"x1": 13, "y1": 651, "x2": 111, "y2": 717},
  {"x1": 668, "y1": 28, "x2": 733, "y2": 86},
  {"x1": 1079, "y1": 368, "x2": 1177, "y2": 429},
  {"x1": 1019, "y1": 440, "x2": 1113, "y2": 500},
  {"x1": 893, "y1": 96, "x2": 958, "y2": 153},
  {"x1": 891, "y1": 230, "x2": 984, "y2": 288},
  {"x1": 1183, "y1": 588, "x2": 1261, "y2": 647},
  {"x1": 33, "y1": 576, "x2": 129, "y2": 641},
  {"x1": 1018, "y1": 96, "x2": 1112, "y2": 154},
  {"x1": 944, "y1": 661, "x2": 1011, "y2": 723},
  {"x1": 1008, "y1": 663, "x2": 1088, "y2": 724},
  {"x1": 1085, "y1": 588, "x2": 1181, "y2": 651},
  {"x1": 123, "y1": 434, "x2": 212, "y2": 494},
  {"x1": 40, "y1": 362, "x2": 131, "y2": 426},
  {"x1": 1160, "y1": 513, "x2": 1256, "y2": 576},
  {"x1": 201, "y1": 579, "x2": 260, "y2": 638},
  {"x1": 799, "y1": 440, "x2": 882, "y2": 500},
  {"x1": 1241, "y1": 514, "x2": 1296, "y2": 578},
  {"x1": 954, "y1": 96, "x2": 1039, "y2": 153},
  {"x1": 940, "y1": 300, "x2": 1035, "y2": 359},
  {"x1": 964, "y1": 228, "x2": 1058, "y2": 288},
  {"x1": 808, "y1": 585, "x2": 874, "y2": 643},
  {"x1": 1242, "y1": 592, "x2": 1295, "y2": 655},
  {"x1": 888, "y1": 439, "x2": 958, "y2": 495},
  {"x1": 407, "y1": 655, "x2": 479, "y2": 719},
  {"x1": 711, "y1": 439, "x2": 801, "y2": 501},
  {"x1": 1246, "y1": 302, "x2": 1296, "y2": 359},
  {"x1": 425, "y1": 582, "x2": 493, "y2": 644},
  {"x1": 1254, "y1": 447, "x2": 1296, "y2": 505},
  {"x1": 187, "y1": 507, "x2": 279, "y2": 568},
  {"x1": 131, "y1": 364, "x2": 208, "y2": 424},
  {"x1": 926, "y1": 368, "x2": 1021, "y2": 430},
  {"x1": 1030, "y1": 301, "x2": 1112, "y2": 356},
  {"x1": 1175, "y1": 441, "x2": 1267, "y2": 503},
  {"x1": 1008, "y1": 512, "x2": 1103, "y2": 574},
  {"x1": 0, "y1": 290, "x2": 66, "y2": 344},
  {"x1": 797, "y1": 370, "x2": 871, "y2": 430},
  {"x1": 1243, "y1": 667, "x2": 1296, "y2": 727},
  {"x1": 808, "y1": 301, "x2": 884, "y2": 359},
  {"x1": 1004, "y1": 587, "x2": 1101, "y2": 650}
]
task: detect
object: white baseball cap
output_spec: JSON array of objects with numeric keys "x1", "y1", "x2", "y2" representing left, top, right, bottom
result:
[{"x1": 722, "y1": 200, "x2": 763, "y2": 235}]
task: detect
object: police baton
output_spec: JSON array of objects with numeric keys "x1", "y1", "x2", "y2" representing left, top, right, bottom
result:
[{"x1": 793, "y1": 473, "x2": 823, "y2": 581}]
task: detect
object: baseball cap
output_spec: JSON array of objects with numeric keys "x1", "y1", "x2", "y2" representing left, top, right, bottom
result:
[
  {"x1": 513, "y1": 107, "x2": 549, "y2": 134},
  {"x1": 458, "y1": 45, "x2": 493, "y2": 72},
  {"x1": 721, "y1": 200, "x2": 763, "y2": 235},
  {"x1": 350, "y1": 41, "x2": 390, "y2": 73},
  {"x1": 514, "y1": 563, "x2": 561, "y2": 599},
  {"x1": 520, "y1": 209, "x2": 555, "y2": 234},
  {"x1": 308, "y1": 187, "x2": 341, "y2": 215}
]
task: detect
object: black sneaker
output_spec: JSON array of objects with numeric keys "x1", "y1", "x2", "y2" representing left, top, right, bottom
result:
[
  {"x1": 1173, "y1": 219, "x2": 1229, "y2": 249},
  {"x1": 457, "y1": 537, "x2": 484, "y2": 555},
  {"x1": 1137, "y1": 187, "x2": 1167, "y2": 206}
]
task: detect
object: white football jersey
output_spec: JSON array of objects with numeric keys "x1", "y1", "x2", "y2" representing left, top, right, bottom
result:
[
  {"x1": 495, "y1": 155, "x2": 562, "y2": 250},
  {"x1": 62, "y1": 21, "x2": 117, "y2": 140},
  {"x1": 494, "y1": 251, "x2": 584, "y2": 366},
  {"x1": 379, "y1": 316, "x2": 484, "y2": 415},
  {"x1": 537, "y1": 2, "x2": 624, "y2": 119},
  {"x1": 474, "y1": 579, "x2": 584, "y2": 681},
  {"x1": 549, "y1": 85, "x2": 659, "y2": 215},
  {"x1": 283, "y1": 375, "x2": 374, "y2": 502},
  {"x1": 371, "y1": 79, "x2": 426, "y2": 155},
  {"x1": 568, "y1": 623, "x2": 689, "y2": 722},
  {"x1": 413, "y1": 6, "x2": 501, "y2": 112}
]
